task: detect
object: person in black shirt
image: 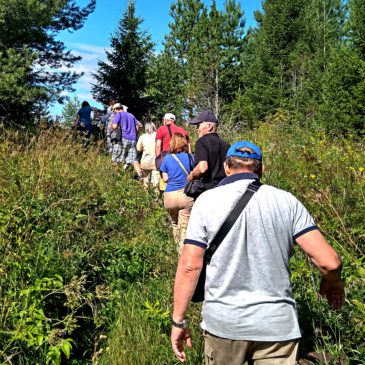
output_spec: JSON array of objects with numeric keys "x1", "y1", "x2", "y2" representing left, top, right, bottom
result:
[{"x1": 188, "y1": 110, "x2": 230, "y2": 191}]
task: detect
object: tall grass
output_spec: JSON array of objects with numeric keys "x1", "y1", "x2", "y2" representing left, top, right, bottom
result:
[
  {"x1": 0, "y1": 128, "x2": 173, "y2": 364},
  {"x1": 0, "y1": 122, "x2": 364, "y2": 364},
  {"x1": 101, "y1": 119, "x2": 364, "y2": 365}
]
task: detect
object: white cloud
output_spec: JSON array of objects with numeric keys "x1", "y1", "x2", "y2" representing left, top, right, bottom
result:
[{"x1": 49, "y1": 42, "x2": 110, "y2": 115}]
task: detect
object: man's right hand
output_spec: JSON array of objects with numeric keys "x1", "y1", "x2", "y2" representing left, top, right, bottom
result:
[
  {"x1": 319, "y1": 278, "x2": 345, "y2": 310},
  {"x1": 171, "y1": 326, "x2": 192, "y2": 362}
]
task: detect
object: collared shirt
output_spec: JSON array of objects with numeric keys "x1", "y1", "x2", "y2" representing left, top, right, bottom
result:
[
  {"x1": 185, "y1": 173, "x2": 317, "y2": 341},
  {"x1": 155, "y1": 123, "x2": 190, "y2": 152}
]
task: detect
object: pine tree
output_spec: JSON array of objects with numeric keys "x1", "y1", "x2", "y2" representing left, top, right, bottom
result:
[
  {"x1": 62, "y1": 96, "x2": 80, "y2": 127},
  {"x1": 163, "y1": 0, "x2": 244, "y2": 117},
  {"x1": 92, "y1": 1, "x2": 153, "y2": 119},
  {"x1": 145, "y1": 53, "x2": 186, "y2": 120},
  {"x1": 0, "y1": 0, "x2": 95, "y2": 124},
  {"x1": 235, "y1": 0, "x2": 310, "y2": 123},
  {"x1": 317, "y1": 0, "x2": 365, "y2": 133}
]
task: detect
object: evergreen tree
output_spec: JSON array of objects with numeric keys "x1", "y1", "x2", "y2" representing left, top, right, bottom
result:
[
  {"x1": 145, "y1": 53, "x2": 186, "y2": 120},
  {"x1": 163, "y1": 0, "x2": 244, "y2": 117},
  {"x1": 92, "y1": 1, "x2": 153, "y2": 119},
  {"x1": 317, "y1": 0, "x2": 365, "y2": 133},
  {"x1": 0, "y1": 0, "x2": 95, "y2": 124},
  {"x1": 62, "y1": 96, "x2": 80, "y2": 127}
]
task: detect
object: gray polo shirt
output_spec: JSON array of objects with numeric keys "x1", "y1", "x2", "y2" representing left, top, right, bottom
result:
[{"x1": 184, "y1": 173, "x2": 317, "y2": 341}]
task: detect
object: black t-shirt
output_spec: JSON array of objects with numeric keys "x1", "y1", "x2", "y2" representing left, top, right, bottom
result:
[{"x1": 194, "y1": 133, "x2": 230, "y2": 190}]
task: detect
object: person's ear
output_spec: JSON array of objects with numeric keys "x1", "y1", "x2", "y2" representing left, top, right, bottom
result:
[
  {"x1": 258, "y1": 163, "x2": 264, "y2": 178},
  {"x1": 224, "y1": 162, "x2": 231, "y2": 176}
]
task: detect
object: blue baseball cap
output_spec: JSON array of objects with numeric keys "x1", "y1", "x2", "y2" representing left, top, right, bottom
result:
[{"x1": 226, "y1": 141, "x2": 262, "y2": 160}]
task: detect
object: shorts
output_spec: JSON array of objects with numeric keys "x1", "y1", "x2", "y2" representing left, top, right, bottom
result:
[
  {"x1": 203, "y1": 331, "x2": 299, "y2": 365},
  {"x1": 112, "y1": 139, "x2": 138, "y2": 164}
]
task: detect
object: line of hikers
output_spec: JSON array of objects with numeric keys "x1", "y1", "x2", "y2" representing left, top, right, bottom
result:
[
  {"x1": 74, "y1": 101, "x2": 345, "y2": 365},
  {"x1": 74, "y1": 100, "x2": 230, "y2": 255}
]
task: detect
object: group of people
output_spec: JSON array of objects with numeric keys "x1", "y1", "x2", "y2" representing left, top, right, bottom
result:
[
  {"x1": 75, "y1": 101, "x2": 345, "y2": 365},
  {"x1": 164, "y1": 114, "x2": 345, "y2": 364}
]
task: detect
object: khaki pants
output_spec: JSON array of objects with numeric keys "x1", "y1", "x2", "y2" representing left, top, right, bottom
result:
[
  {"x1": 204, "y1": 331, "x2": 299, "y2": 365},
  {"x1": 141, "y1": 169, "x2": 159, "y2": 188},
  {"x1": 163, "y1": 189, "x2": 194, "y2": 254}
]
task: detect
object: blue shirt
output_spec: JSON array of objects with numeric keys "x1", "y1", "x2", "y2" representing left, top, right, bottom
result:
[
  {"x1": 77, "y1": 106, "x2": 93, "y2": 124},
  {"x1": 160, "y1": 153, "x2": 194, "y2": 192}
]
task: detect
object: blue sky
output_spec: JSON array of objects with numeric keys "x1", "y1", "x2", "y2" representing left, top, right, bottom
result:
[{"x1": 51, "y1": 0, "x2": 261, "y2": 116}]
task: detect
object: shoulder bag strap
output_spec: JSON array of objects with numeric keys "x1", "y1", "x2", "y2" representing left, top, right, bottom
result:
[
  {"x1": 166, "y1": 124, "x2": 173, "y2": 138},
  {"x1": 187, "y1": 153, "x2": 194, "y2": 171},
  {"x1": 171, "y1": 154, "x2": 189, "y2": 175},
  {"x1": 205, "y1": 180, "x2": 261, "y2": 264}
]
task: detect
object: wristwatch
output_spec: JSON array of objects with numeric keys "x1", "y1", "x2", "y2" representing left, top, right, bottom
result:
[{"x1": 171, "y1": 318, "x2": 189, "y2": 329}]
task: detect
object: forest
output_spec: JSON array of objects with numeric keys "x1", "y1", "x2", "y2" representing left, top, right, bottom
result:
[{"x1": 0, "y1": 0, "x2": 364, "y2": 364}]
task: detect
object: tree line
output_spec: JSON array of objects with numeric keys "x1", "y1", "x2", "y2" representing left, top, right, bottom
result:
[{"x1": 1, "y1": 0, "x2": 364, "y2": 135}]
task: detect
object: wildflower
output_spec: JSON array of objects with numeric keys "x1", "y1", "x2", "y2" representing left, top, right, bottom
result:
[
  {"x1": 309, "y1": 174, "x2": 316, "y2": 179},
  {"x1": 359, "y1": 167, "x2": 364, "y2": 173}
]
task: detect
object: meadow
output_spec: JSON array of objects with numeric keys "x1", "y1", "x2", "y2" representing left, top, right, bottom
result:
[{"x1": 0, "y1": 119, "x2": 364, "y2": 364}]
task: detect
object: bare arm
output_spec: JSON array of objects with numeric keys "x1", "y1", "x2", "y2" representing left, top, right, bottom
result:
[
  {"x1": 155, "y1": 140, "x2": 162, "y2": 156},
  {"x1": 162, "y1": 172, "x2": 169, "y2": 182},
  {"x1": 171, "y1": 244, "x2": 205, "y2": 362},
  {"x1": 136, "y1": 136, "x2": 143, "y2": 152},
  {"x1": 187, "y1": 161, "x2": 208, "y2": 182},
  {"x1": 296, "y1": 229, "x2": 345, "y2": 309}
]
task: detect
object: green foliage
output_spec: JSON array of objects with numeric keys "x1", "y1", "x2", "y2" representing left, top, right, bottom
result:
[
  {"x1": 242, "y1": 119, "x2": 365, "y2": 363},
  {"x1": 62, "y1": 96, "x2": 80, "y2": 127},
  {"x1": 0, "y1": 0, "x2": 95, "y2": 124},
  {"x1": 0, "y1": 129, "x2": 171, "y2": 364},
  {"x1": 98, "y1": 120, "x2": 364, "y2": 364},
  {"x1": 92, "y1": 0, "x2": 154, "y2": 119},
  {"x1": 163, "y1": 0, "x2": 245, "y2": 118},
  {"x1": 146, "y1": 52, "x2": 186, "y2": 119}
]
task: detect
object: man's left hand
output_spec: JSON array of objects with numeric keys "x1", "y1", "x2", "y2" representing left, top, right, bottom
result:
[
  {"x1": 187, "y1": 173, "x2": 193, "y2": 182},
  {"x1": 171, "y1": 326, "x2": 192, "y2": 363}
]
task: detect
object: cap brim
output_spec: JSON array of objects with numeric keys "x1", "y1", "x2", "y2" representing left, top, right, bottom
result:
[{"x1": 189, "y1": 119, "x2": 201, "y2": 125}]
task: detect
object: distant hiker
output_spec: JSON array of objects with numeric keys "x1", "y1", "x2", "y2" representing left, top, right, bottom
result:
[
  {"x1": 187, "y1": 110, "x2": 230, "y2": 198},
  {"x1": 105, "y1": 102, "x2": 118, "y2": 154},
  {"x1": 171, "y1": 140, "x2": 345, "y2": 364},
  {"x1": 74, "y1": 101, "x2": 100, "y2": 148},
  {"x1": 155, "y1": 113, "x2": 190, "y2": 170},
  {"x1": 136, "y1": 122, "x2": 159, "y2": 188},
  {"x1": 107, "y1": 99, "x2": 116, "y2": 113},
  {"x1": 160, "y1": 133, "x2": 194, "y2": 254},
  {"x1": 111, "y1": 103, "x2": 143, "y2": 179}
]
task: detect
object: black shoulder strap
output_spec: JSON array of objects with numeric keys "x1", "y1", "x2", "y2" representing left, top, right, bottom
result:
[
  {"x1": 166, "y1": 124, "x2": 172, "y2": 138},
  {"x1": 205, "y1": 180, "x2": 261, "y2": 264},
  {"x1": 187, "y1": 153, "x2": 194, "y2": 170}
]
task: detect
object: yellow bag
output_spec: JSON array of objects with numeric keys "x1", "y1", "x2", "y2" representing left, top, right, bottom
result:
[{"x1": 159, "y1": 178, "x2": 166, "y2": 191}]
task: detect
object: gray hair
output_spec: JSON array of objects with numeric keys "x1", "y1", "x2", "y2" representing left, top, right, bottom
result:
[
  {"x1": 202, "y1": 122, "x2": 218, "y2": 132},
  {"x1": 145, "y1": 122, "x2": 156, "y2": 134}
]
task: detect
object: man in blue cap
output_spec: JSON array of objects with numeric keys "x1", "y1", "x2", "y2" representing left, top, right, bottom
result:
[
  {"x1": 171, "y1": 141, "x2": 345, "y2": 364},
  {"x1": 187, "y1": 110, "x2": 230, "y2": 195}
]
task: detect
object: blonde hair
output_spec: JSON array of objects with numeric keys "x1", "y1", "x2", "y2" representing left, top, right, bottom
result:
[
  {"x1": 145, "y1": 122, "x2": 156, "y2": 134},
  {"x1": 169, "y1": 133, "x2": 189, "y2": 153}
]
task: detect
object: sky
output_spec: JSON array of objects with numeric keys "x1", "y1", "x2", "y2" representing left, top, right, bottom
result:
[{"x1": 51, "y1": 0, "x2": 262, "y2": 116}]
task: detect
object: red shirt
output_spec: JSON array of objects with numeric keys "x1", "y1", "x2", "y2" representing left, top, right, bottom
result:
[{"x1": 155, "y1": 123, "x2": 190, "y2": 152}]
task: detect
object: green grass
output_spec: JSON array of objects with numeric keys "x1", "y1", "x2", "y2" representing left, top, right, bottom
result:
[{"x1": 0, "y1": 122, "x2": 364, "y2": 364}]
